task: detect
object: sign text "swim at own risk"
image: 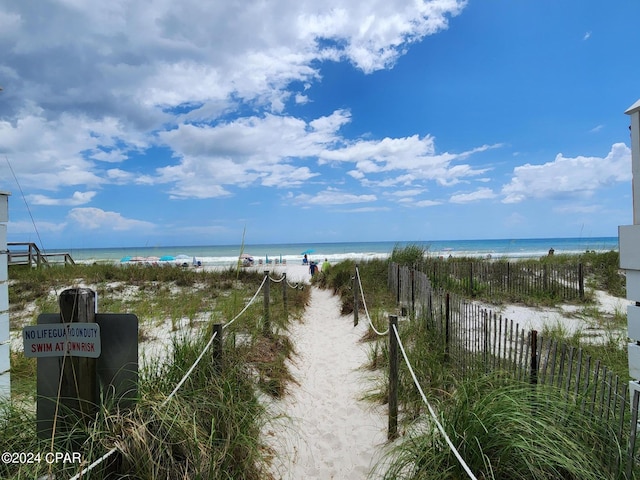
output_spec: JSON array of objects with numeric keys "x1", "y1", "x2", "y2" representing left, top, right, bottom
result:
[{"x1": 22, "y1": 323, "x2": 101, "y2": 358}]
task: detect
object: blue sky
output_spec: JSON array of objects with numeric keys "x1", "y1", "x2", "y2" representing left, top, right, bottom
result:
[{"x1": 1, "y1": 0, "x2": 639, "y2": 249}]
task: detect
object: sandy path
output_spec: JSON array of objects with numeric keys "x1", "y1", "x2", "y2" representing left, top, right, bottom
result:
[{"x1": 265, "y1": 286, "x2": 388, "y2": 479}]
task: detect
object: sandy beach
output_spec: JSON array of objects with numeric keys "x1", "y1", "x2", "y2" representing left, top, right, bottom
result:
[
  {"x1": 262, "y1": 285, "x2": 388, "y2": 479},
  {"x1": 7, "y1": 259, "x2": 630, "y2": 478}
]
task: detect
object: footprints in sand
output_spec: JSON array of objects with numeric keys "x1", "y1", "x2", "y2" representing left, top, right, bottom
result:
[{"x1": 266, "y1": 287, "x2": 387, "y2": 479}]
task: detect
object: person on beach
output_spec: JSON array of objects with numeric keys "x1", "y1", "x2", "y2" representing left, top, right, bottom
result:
[
  {"x1": 309, "y1": 261, "x2": 318, "y2": 276},
  {"x1": 322, "y1": 258, "x2": 330, "y2": 271},
  {"x1": 303, "y1": 254, "x2": 308, "y2": 265}
]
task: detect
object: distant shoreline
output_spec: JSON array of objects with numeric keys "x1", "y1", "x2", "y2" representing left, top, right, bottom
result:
[{"x1": 58, "y1": 236, "x2": 619, "y2": 268}]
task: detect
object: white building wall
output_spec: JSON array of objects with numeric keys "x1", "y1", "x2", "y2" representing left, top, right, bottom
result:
[
  {"x1": 623, "y1": 100, "x2": 640, "y2": 402},
  {"x1": 0, "y1": 192, "x2": 10, "y2": 400}
]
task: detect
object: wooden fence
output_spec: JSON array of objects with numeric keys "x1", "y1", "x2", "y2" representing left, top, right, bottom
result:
[
  {"x1": 8, "y1": 242, "x2": 75, "y2": 267},
  {"x1": 417, "y1": 258, "x2": 585, "y2": 301},
  {"x1": 388, "y1": 262, "x2": 637, "y2": 477}
]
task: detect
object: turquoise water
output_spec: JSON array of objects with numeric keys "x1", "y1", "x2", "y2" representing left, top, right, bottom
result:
[{"x1": 67, "y1": 237, "x2": 619, "y2": 267}]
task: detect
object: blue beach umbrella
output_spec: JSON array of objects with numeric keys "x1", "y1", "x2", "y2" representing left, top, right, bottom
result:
[
  {"x1": 300, "y1": 249, "x2": 314, "y2": 255},
  {"x1": 159, "y1": 255, "x2": 175, "y2": 261},
  {"x1": 120, "y1": 256, "x2": 132, "y2": 263}
]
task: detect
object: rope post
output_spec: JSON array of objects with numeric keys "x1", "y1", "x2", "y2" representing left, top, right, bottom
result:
[
  {"x1": 263, "y1": 271, "x2": 271, "y2": 336},
  {"x1": 58, "y1": 288, "x2": 99, "y2": 428},
  {"x1": 212, "y1": 323, "x2": 223, "y2": 374},
  {"x1": 282, "y1": 272, "x2": 288, "y2": 318},
  {"x1": 388, "y1": 314, "x2": 399, "y2": 440},
  {"x1": 353, "y1": 266, "x2": 359, "y2": 327},
  {"x1": 530, "y1": 330, "x2": 538, "y2": 385}
]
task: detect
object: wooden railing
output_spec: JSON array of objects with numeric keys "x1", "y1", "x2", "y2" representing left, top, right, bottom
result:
[{"x1": 7, "y1": 242, "x2": 75, "y2": 267}]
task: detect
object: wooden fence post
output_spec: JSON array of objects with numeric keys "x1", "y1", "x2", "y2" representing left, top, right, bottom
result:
[
  {"x1": 411, "y1": 267, "x2": 415, "y2": 314},
  {"x1": 388, "y1": 314, "x2": 399, "y2": 440},
  {"x1": 58, "y1": 288, "x2": 98, "y2": 426},
  {"x1": 263, "y1": 271, "x2": 270, "y2": 336},
  {"x1": 543, "y1": 264, "x2": 549, "y2": 292},
  {"x1": 468, "y1": 262, "x2": 474, "y2": 296},
  {"x1": 353, "y1": 266, "x2": 359, "y2": 327},
  {"x1": 578, "y1": 263, "x2": 584, "y2": 300},
  {"x1": 445, "y1": 293, "x2": 450, "y2": 361},
  {"x1": 213, "y1": 323, "x2": 223, "y2": 373},
  {"x1": 530, "y1": 330, "x2": 538, "y2": 385},
  {"x1": 282, "y1": 272, "x2": 288, "y2": 317},
  {"x1": 396, "y1": 265, "x2": 401, "y2": 305}
]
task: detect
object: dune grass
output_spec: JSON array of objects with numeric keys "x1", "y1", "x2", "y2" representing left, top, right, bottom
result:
[
  {"x1": 376, "y1": 374, "x2": 624, "y2": 480},
  {"x1": 320, "y1": 249, "x2": 634, "y2": 479},
  {"x1": 1, "y1": 263, "x2": 309, "y2": 479}
]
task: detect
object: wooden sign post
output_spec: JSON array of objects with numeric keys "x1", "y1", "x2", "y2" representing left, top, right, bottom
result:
[{"x1": 28, "y1": 289, "x2": 138, "y2": 440}]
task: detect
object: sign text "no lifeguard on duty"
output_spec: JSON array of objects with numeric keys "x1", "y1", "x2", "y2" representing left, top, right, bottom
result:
[{"x1": 23, "y1": 323, "x2": 101, "y2": 358}]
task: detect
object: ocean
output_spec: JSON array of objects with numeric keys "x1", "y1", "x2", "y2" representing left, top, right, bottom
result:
[{"x1": 66, "y1": 237, "x2": 619, "y2": 267}]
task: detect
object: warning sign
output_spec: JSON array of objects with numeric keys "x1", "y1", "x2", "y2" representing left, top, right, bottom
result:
[{"x1": 23, "y1": 323, "x2": 101, "y2": 358}]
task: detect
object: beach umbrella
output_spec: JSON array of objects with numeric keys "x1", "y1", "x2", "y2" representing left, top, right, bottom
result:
[
  {"x1": 159, "y1": 255, "x2": 175, "y2": 261},
  {"x1": 120, "y1": 256, "x2": 132, "y2": 263},
  {"x1": 300, "y1": 249, "x2": 314, "y2": 255}
]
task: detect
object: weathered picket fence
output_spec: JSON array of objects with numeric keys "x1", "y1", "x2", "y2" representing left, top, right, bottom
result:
[
  {"x1": 417, "y1": 257, "x2": 585, "y2": 301},
  {"x1": 389, "y1": 262, "x2": 637, "y2": 477}
]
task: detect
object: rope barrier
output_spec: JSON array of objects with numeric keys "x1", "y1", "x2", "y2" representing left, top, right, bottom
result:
[
  {"x1": 222, "y1": 275, "x2": 268, "y2": 330},
  {"x1": 392, "y1": 323, "x2": 478, "y2": 480},
  {"x1": 356, "y1": 265, "x2": 476, "y2": 478},
  {"x1": 355, "y1": 266, "x2": 389, "y2": 336},
  {"x1": 70, "y1": 274, "x2": 269, "y2": 480}
]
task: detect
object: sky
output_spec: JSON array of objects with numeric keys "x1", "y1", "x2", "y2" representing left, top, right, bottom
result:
[{"x1": 1, "y1": 0, "x2": 640, "y2": 249}]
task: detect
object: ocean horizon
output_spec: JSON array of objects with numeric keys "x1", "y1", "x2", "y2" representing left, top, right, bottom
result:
[{"x1": 61, "y1": 236, "x2": 620, "y2": 267}]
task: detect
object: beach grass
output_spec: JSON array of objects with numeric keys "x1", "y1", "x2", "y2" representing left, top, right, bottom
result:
[
  {"x1": 1, "y1": 263, "x2": 309, "y2": 479},
  {"x1": 320, "y1": 247, "x2": 633, "y2": 478},
  {"x1": 376, "y1": 374, "x2": 623, "y2": 480}
]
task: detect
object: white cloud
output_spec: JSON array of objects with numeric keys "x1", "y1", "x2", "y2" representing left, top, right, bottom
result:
[
  {"x1": 67, "y1": 207, "x2": 155, "y2": 231},
  {"x1": 389, "y1": 188, "x2": 425, "y2": 198},
  {"x1": 501, "y1": 143, "x2": 631, "y2": 204},
  {"x1": 0, "y1": 1, "x2": 469, "y2": 204},
  {"x1": 449, "y1": 187, "x2": 496, "y2": 204},
  {"x1": 321, "y1": 137, "x2": 497, "y2": 186},
  {"x1": 289, "y1": 188, "x2": 377, "y2": 206},
  {"x1": 414, "y1": 199, "x2": 441, "y2": 207},
  {"x1": 8, "y1": 219, "x2": 67, "y2": 235},
  {"x1": 27, "y1": 191, "x2": 96, "y2": 206}
]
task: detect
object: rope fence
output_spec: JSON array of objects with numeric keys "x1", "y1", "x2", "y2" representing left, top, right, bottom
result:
[
  {"x1": 386, "y1": 261, "x2": 640, "y2": 477},
  {"x1": 355, "y1": 265, "x2": 478, "y2": 479},
  {"x1": 69, "y1": 271, "x2": 301, "y2": 480}
]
